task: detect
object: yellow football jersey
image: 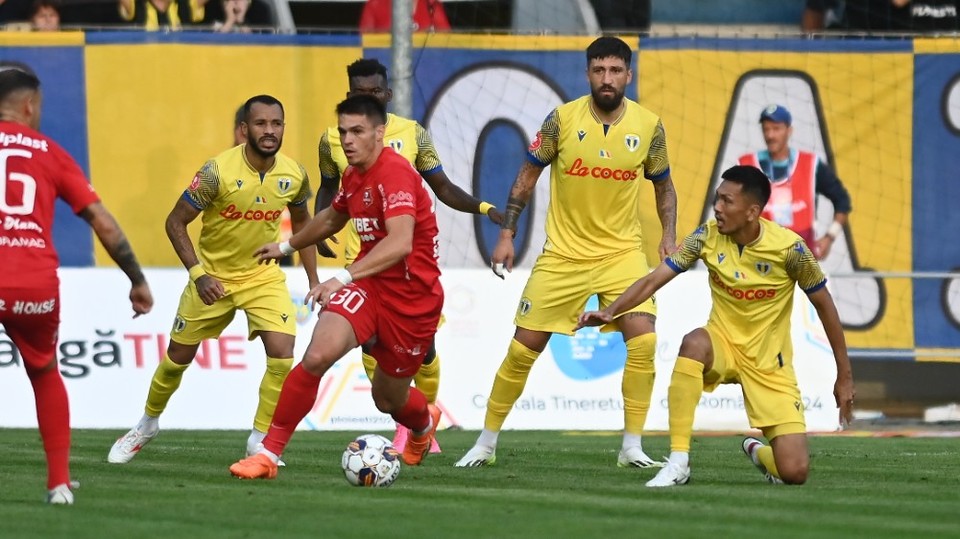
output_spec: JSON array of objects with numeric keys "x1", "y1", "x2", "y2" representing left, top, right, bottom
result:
[
  {"x1": 527, "y1": 95, "x2": 670, "y2": 261},
  {"x1": 183, "y1": 144, "x2": 311, "y2": 283},
  {"x1": 666, "y1": 219, "x2": 826, "y2": 369},
  {"x1": 319, "y1": 113, "x2": 442, "y2": 263}
]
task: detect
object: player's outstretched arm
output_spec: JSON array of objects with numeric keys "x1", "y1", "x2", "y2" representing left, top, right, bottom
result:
[
  {"x1": 576, "y1": 263, "x2": 677, "y2": 330},
  {"x1": 652, "y1": 174, "x2": 679, "y2": 260},
  {"x1": 261, "y1": 206, "x2": 351, "y2": 264},
  {"x1": 808, "y1": 287, "x2": 855, "y2": 426},
  {"x1": 288, "y1": 203, "x2": 320, "y2": 286},
  {"x1": 422, "y1": 169, "x2": 502, "y2": 225},
  {"x1": 80, "y1": 202, "x2": 153, "y2": 318}
]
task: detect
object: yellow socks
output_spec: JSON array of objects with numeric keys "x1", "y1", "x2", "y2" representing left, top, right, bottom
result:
[
  {"x1": 622, "y1": 333, "x2": 656, "y2": 436},
  {"x1": 361, "y1": 351, "x2": 377, "y2": 382},
  {"x1": 413, "y1": 354, "x2": 441, "y2": 403},
  {"x1": 757, "y1": 445, "x2": 781, "y2": 479},
  {"x1": 484, "y1": 339, "x2": 540, "y2": 432},
  {"x1": 668, "y1": 356, "x2": 704, "y2": 453},
  {"x1": 253, "y1": 356, "x2": 294, "y2": 433},
  {"x1": 144, "y1": 354, "x2": 190, "y2": 417}
]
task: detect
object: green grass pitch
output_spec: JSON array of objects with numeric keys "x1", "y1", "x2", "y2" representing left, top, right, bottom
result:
[{"x1": 0, "y1": 429, "x2": 957, "y2": 539}]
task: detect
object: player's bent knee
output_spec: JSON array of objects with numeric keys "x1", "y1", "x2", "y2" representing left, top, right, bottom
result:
[
  {"x1": 777, "y1": 456, "x2": 810, "y2": 485},
  {"x1": 677, "y1": 329, "x2": 712, "y2": 363},
  {"x1": 300, "y1": 348, "x2": 338, "y2": 377}
]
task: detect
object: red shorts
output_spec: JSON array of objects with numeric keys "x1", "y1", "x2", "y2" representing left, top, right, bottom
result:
[
  {"x1": 0, "y1": 288, "x2": 60, "y2": 369},
  {"x1": 325, "y1": 280, "x2": 442, "y2": 378}
]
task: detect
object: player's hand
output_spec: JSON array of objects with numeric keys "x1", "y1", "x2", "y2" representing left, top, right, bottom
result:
[
  {"x1": 575, "y1": 310, "x2": 613, "y2": 330},
  {"x1": 815, "y1": 236, "x2": 834, "y2": 260},
  {"x1": 316, "y1": 237, "x2": 339, "y2": 259},
  {"x1": 490, "y1": 232, "x2": 515, "y2": 280},
  {"x1": 195, "y1": 274, "x2": 226, "y2": 306},
  {"x1": 834, "y1": 376, "x2": 856, "y2": 428},
  {"x1": 486, "y1": 207, "x2": 504, "y2": 226},
  {"x1": 129, "y1": 282, "x2": 154, "y2": 319},
  {"x1": 254, "y1": 242, "x2": 284, "y2": 264},
  {"x1": 304, "y1": 278, "x2": 344, "y2": 311},
  {"x1": 658, "y1": 236, "x2": 678, "y2": 261}
]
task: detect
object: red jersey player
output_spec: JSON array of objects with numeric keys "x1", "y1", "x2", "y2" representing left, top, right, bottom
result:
[
  {"x1": 0, "y1": 67, "x2": 153, "y2": 504},
  {"x1": 230, "y1": 94, "x2": 443, "y2": 480}
]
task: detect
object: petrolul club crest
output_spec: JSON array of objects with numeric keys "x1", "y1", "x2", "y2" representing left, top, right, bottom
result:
[
  {"x1": 755, "y1": 261, "x2": 772, "y2": 276},
  {"x1": 362, "y1": 187, "x2": 374, "y2": 207},
  {"x1": 277, "y1": 177, "x2": 291, "y2": 193},
  {"x1": 624, "y1": 134, "x2": 640, "y2": 152},
  {"x1": 388, "y1": 139, "x2": 403, "y2": 153}
]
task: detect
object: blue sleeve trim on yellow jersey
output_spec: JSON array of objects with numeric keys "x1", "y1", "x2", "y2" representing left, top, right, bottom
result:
[
  {"x1": 664, "y1": 258, "x2": 685, "y2": 273},
  {"x1": 181, "y1": 190, "x2": 202, "y2": 210},
  {"x1": 803, "y1": 279, "x2": 827, "y2": 294},
  {"x1": 646, "y1": 167, "x2": 671, "y2": 181},
  {"x1": 421, "y1": 165, "x2": 442, "y2": 176},
  {"x1": 526, "y1": 152, "x2": 549, "y2": 168}
]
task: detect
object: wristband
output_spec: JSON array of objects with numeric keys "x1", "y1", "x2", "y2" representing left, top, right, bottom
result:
[
  {"x1": 279, "y1": 241, "x2": 295, "y2": 256},
  {"x1": 188, "y1": 264, "x2": 206, "y2": 281},
  {"x1": 479, "y1": 202, "x2": 494, "y2": 215},
  {"x1": 333, "y1": 268, "x2": 353, "y2": 286},
  {"x1": 826, "y1": 221, "x2": 843, "y2": 240}
]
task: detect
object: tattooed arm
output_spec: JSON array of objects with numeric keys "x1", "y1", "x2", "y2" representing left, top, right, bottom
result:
[
  {"x1": 492, "y1": 160, "x2": 545, "y2": 275},
  {"x1": 652, "y1": 175, "x2": 678, "y2": 260}
]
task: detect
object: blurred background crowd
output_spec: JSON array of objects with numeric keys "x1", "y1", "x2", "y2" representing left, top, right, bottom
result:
[{"x1": 1, "y1": 0, "x2": 957, "y2": 35}]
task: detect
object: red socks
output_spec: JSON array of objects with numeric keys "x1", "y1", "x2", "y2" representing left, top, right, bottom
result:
[
  {"x1": 262, "y1": 364, "x2": 320, "y2": 456},
  {"x1": 28, "y1": 367, "x2": 70, "y2": 489},
  {"x1": 391, "y1": 388, "x2": 430, "y2": 433}
]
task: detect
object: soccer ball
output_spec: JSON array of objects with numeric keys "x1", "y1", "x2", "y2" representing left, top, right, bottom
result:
[{"x1": 341, "y1": 434, "x2": 401, "y2": 487}]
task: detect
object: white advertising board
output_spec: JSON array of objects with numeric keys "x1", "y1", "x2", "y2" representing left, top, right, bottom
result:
[{"x1": 0, "y1": 268, "x2": 840, "y2": 432}]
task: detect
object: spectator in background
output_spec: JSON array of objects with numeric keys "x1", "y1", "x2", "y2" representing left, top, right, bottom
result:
[
  {"x1": 213, "y1": 0, "x2": 250, "y2": 32},
  {"x1": 589, "y1": 0, "x2": 650, "y2": 31},
  {"x1": 359, "y1": 0, "x2": 450, "y2": 32},
  {"x1": 738, "y1": 105, "x2": 852, "y2": 260},
  {"x1": 118, "y1": 0, "x2": 206, "y2": 31},
  {"x1": 207, "y1": 0, "x2": 272, "y2": 32},
  {"x1": 803, "y1": 0, "x2": 960, "y2": 32},
  {"x1": 30, "y1": 0, "x2": 59, "y2": 31}
]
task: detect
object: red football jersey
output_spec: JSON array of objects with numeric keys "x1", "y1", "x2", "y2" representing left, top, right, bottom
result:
[
  {"x1": 0, "y1": 121, "x2": 100, "y2": 289},
  {"x1": 332, "y1": 147, "x2": 442, "y2": 315}
]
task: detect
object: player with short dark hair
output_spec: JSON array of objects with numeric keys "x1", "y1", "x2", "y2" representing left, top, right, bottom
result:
[
  {"x1": 578, "y1": 164, "x2": 855, "y2": 487},
  {"x1": 230, "y1": 94, "x2": 445, "y2": 478},
  {"x1": 456, "y1": 36, "x2": 679, "y2": 469},
  {"x1": 109, "y1": 94, "x2": 319, "y2": 465},
  {"x1": 316, "y1": 57, "x2": 503, "y2": 452},
  {"x1": 0, "y1": 67, "x2": 154, "y2": 504}
]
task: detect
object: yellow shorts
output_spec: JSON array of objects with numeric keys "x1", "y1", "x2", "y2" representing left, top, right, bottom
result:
[
  {"x1": 514, "y1": 248, "x2": 656, "y2": 336},
  {"x1": 170, "y1": 275, "x2": 297, "y2": 345},
  {"x1": 703, "y1": 325, "x2": 805, "y2": 432}
]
